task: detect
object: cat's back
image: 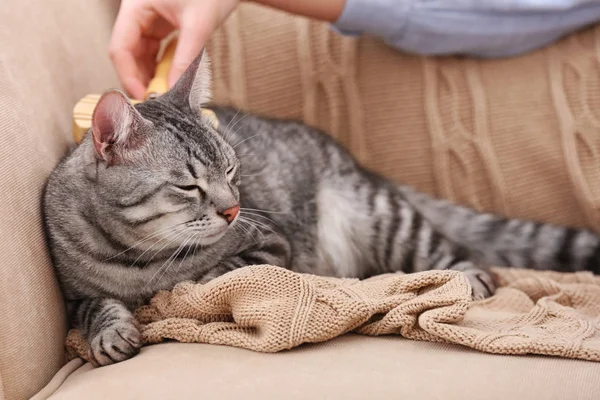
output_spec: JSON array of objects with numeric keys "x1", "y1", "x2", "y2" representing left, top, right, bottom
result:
[{"x1": 210, "y1": 107, "x2": 355, "y2": 175}]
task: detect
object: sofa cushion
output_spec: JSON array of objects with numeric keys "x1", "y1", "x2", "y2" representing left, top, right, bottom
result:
[
  {"x1": 0, "y1": 1, "x2": 120, "y2": 398},
  {"x1": 47, "y1": 336, "x2": 600, "y2": 399}
]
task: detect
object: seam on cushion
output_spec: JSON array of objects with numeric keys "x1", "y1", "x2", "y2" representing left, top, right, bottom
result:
[
  {"x1": 0, "y1": 368, "x2": 6, "y2": 400},
  {"x1": 29, "y1": 359, "x2": 84, "y2": 400}
]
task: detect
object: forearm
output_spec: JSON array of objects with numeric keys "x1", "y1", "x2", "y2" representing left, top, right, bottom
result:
[
  {"x1": 248, "y1": 0, "x2": 346, "y2": 22},
  {"x1": 332, "y1": 0, "x2": 600, "y2": 57}
]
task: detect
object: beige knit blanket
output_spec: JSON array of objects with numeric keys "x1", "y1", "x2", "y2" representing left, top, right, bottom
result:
[{"x1": 66, "y1": 266, "x2": 600, "y2": 362}]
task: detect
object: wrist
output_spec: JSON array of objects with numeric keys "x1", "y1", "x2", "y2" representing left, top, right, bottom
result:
[{"x1": 247, "y1": 0, "x2": 346, "y2": 23}]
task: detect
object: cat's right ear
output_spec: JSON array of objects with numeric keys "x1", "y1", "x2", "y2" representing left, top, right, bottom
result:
[
  {"x1": 91, "y1": 90, "x2": 150, "y2": 164},
  {"x1": 164, "y1": 49, "x2": 212, "y2": 114}
]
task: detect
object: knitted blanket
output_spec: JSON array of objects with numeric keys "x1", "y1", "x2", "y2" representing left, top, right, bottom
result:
[{"x1": 66, "y1": 266, "x2": 600, "y2": 362}]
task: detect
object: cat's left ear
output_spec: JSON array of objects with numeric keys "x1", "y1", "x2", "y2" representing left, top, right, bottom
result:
[
  {"x1": 164, "y1": 49, "x2": 212, "y2": 114},
  {"x1": 91, "y1": 90, "x2": 151, "y2": 164}
]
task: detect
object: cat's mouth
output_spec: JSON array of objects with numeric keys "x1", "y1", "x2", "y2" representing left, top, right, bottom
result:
[
  {"x1": 199, "y1": 226, "x2": 231, "y2": 245},
  {"x1": 204, "y1": 230, "x2": 225, "y2": 240}
]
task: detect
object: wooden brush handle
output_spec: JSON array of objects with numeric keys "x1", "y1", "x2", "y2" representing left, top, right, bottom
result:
[
  {"x1": 144, "y1": 39, "x2": 177, "y2": 100},
  {"x1": 72, "y1": 38, "x2": 217, "y2": 143}
]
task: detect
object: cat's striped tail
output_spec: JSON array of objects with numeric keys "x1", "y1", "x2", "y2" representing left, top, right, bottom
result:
[{"x1": 399, "y1": 186, "x2": 600, "y2": 274}]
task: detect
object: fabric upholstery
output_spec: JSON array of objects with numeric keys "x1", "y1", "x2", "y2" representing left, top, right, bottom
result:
[
  {"x1": 49, "y1": 336, "x2": 600, "y2": 399},
  {"x1": 30, "y1": 360, "x2": 83, "y2": 400},
  {"x1": 1, "y1": 1, "x2": 599, "y2": 399},
  {"x1": 0, "y1": 1, "x2": 120, "y2": 399}
]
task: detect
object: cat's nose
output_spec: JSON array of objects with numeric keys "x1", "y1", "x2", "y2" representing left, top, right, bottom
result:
[{"x1": 218, "y1": 204, "x2": 240, "y2": 224}]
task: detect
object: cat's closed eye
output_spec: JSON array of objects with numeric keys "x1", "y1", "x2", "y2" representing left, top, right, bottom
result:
[
  {"x1": 226, "y1": 166, "x2": 237, "y2": 180},
  {"x1": 174, "y1": 184, "x2": 203, "y2": 193}
]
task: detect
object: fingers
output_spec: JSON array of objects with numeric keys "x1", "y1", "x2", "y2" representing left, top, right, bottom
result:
[
  {"x1": 110, "y1": 3, "x2": 148, "y2": 99},
  {"x1": 111, "y1": 0, "x2": 234, "y2": 95},
  {"x1": 168, "y1": 5, "x2": 218, "y2": 87},
  {"x1": 112, "y1": 53, "x2": 148, "y2": 100},
  {"x1": 138, "y1": 38, "x2": 162, "y2": 84}
]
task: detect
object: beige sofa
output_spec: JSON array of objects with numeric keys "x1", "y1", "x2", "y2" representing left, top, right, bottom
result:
[{"x1": 1, "y1": 1, "x2": 599, "y2": 399}]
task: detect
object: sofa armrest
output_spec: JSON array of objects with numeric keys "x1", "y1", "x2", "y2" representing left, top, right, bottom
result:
[{"x1": 0, "y1": 1, "x2": 120, "y2": 399}]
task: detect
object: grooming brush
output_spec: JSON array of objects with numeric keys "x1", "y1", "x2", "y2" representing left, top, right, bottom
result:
[{"x1": 72, "y1": 38, "x2": 218, "y2": 143}]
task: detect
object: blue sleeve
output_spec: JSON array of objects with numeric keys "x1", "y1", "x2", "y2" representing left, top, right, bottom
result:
[{"x1": 333, "y1": 0, "x2": 600, "y2": 57}]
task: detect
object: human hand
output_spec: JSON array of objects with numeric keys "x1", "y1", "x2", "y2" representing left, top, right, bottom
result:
[{"x1": 110, "y1": 0, "x2": 240, "y2": 99}]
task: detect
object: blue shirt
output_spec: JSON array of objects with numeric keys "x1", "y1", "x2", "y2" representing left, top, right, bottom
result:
[{"x1": 333, "y1": 0, "x2": 600, "y2": 57}]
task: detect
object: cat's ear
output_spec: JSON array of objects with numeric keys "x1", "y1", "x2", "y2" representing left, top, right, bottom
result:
[
  {"x1": 164, "y1": 49, "x2": 212, "y2": 114},
  {"x1": 91, "y1": 90, "x2": 149, "y2": 163}
]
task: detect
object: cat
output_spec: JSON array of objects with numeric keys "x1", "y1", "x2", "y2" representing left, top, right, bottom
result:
[{"x1": 43, "y1": 51, "x2": 600, "y2": 366}]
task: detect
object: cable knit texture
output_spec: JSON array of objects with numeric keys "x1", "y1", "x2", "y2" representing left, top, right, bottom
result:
[{"x1": 65, "y1": 265, "x2": 600, "y2": 362}]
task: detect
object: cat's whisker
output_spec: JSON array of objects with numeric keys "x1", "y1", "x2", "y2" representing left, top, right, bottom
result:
[
  {"x1": 240, "y1": 215, "x2": 274, "y2": 229},
  {"x1": 240, "y1": 207, "x2": 289, "y2": 215},
  {"x1": 235, "y1": 220, "x2": 261, "y2": 243},
  {"x1": 240, "y1": 211, "x2": 277, "y2": 225},
  {"x1": 238, "y1": 216, "x2": 276, "y2": 234},
  {"x1": 142, "y1": 229, "x2": 190, "y2": 270},
  {"x1": 220, "y1": 109, "x2": 240, "y2": 143},
  {"x1": 126, "y1": 227, "x2": 186, "y2": 269},
  {"x1": 241, "y1": 171, "x2": 268, "y2": 177},
  {"x1": 231, "y1": 224, "x2": 243, "y2": 240},
  {"x1": 103, "y1": 222, "x2": 187, "y2": 261},
  {"x1": 146, "y1": 231, "x2": 193, "y2": 286},
  {"x1": 220, "y1": 111, "x2": 248, "y2": 144},
  {"x1": 231, "y1": 223, "x2": 244, "y2": 237},
  {"x1": 247, "y1": 224, "x2": 266, "y2": 242},
  {"x1": 226, "y1": 112, "x2": 249, "y2": 142},
  {"x1": 232, "y1": 133, "x2": 261, "y2": 149},
  {"x1": 237, "y1": 220, "x2": 266, "y2": 242},
  {"x1": 175, "y1": 233, "x2": 199, "y2": 275},
  {"x1": 153, "y1": 234, "x2": 195, "y2": 285},
  {"x1": 192, "y1": 238, "x2": 202, "y2": 259}
]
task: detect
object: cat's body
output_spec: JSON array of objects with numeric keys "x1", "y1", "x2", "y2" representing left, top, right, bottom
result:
[{"x1": 44, "y1": 54, "x2": 600, "y2": 366}]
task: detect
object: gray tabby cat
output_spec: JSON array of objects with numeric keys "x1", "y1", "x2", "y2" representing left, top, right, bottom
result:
[{"x1": 44, "y1": 52, "x2": 600, "y2": 366}]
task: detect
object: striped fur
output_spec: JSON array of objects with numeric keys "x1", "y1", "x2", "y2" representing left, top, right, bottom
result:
[
  {"x1": 43, "y1": 54, "x2": 599, "y2": 366},
  {"x1": 399, "y1": 186, "x2": 600, "y2": 275}
]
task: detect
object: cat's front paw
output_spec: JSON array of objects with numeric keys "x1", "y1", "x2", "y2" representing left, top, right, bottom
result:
[
  {"x1": 464, "y1": 268, "x2": 497, "y2": 300},
  {"x1": 88, "y1": 320, "x2": 141, "y2": 366}
]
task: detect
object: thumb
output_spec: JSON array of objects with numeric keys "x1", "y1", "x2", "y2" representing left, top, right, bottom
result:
[{"x1": 168, "y1": 16, "x2": 215, "y2": 87}]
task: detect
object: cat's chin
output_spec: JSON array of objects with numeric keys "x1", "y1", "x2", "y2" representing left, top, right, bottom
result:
[{"x1": 197, "y1": 229, "x2": 228, "y2": 246}]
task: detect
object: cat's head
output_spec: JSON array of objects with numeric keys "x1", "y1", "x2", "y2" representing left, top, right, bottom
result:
[{"x1": 88, "y1": 51, "x2": 240, "y2": 248}]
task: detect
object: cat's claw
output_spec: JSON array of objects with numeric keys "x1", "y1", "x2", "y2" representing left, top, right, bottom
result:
[
  {"x1": 464, "y1": 269, "x2": 497, "y2": 300},
  {"x1": 88, "y1": 320, "x2": 141, "y2": 366}
]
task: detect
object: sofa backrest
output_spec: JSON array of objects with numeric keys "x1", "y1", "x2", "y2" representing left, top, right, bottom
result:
[
  {"x1": 0, "y1": 1, "x2": 120, "y2": 399},
  {"x1": 209, "y1": 4, "x2": 600, "y2": 232}
]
